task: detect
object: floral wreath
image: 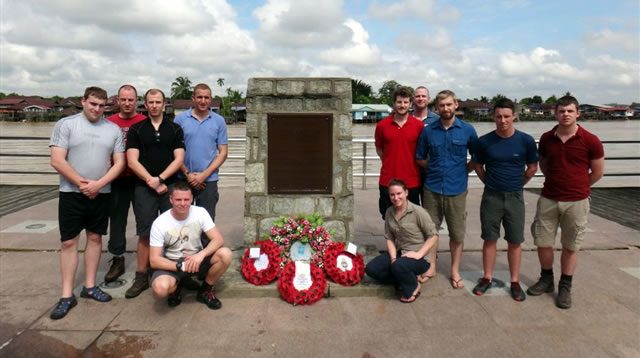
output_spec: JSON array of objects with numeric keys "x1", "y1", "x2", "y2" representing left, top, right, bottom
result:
[
  {"x1": 323, "y1": 242, "x2": 365, "y2": 286},
  {"x1": 241, "y1": 239, "x2": 282, "y2": 286},
  {"x1": 277, "y1": 261, "x2": 326, "y2": 305},
  {"x1": 264, "y1": 214, "x2": 333, "y2": 270}
]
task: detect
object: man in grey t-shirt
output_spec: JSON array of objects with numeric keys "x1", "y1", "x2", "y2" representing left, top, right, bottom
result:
[{"x1": 48, "y1": 86, "x2": 125, "y2": 320}]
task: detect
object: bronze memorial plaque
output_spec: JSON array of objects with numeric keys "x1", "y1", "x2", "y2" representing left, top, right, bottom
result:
[{"x1": 267, "y1": 113, "x2": 333, "y2": 194}]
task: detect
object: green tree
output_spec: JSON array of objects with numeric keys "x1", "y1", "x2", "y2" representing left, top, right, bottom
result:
[
  {"x1": 376, "y1": 80, "x2": 412, "y2": 106},
  {"x1": 351, "y1": 79, "x2": 373, "y2": 101},
  {"x1": 531, "y1": 95, "x2": 543, "y2": 104},
  {"x1": 490, "y1": 94, "x2": 509, "y2": 103},
  {"x1": 217, "y1": 78, "x2": 225, "y2": 87},
  {"x1": 354, "y1": 94, "x2": 374, "y2": 104},
  {"x1": 0, "y1": 92, "x2": 5, "y2": 99},
  {"x1": 479, "y1": 96, "x2": 489, "y2": 103},
  {"x1": 545, "y1": 95, "x2": 557, "y2": 104},
  {"x1": 520, "y1": 97, "x2": 532, "y2": 105},
  {"x1": 171, "y1": 76, "x2": 193, "y2": 99}
]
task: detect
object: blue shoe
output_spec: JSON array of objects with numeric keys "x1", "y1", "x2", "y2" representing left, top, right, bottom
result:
[
  {"x1": 80, "y1": 286, "x2": 112, "y2": 302},
  {"x1": 50, "y1": 295, "x2": 77, "y2": 320}
]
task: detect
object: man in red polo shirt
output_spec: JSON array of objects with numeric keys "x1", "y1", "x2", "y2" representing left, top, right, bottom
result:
[
  {"x1": 374, "y1": 87, "x2": 423, "y2": 219},
  {"x1": 528, "y1": 95, "x2": 604, "y2": 309}
]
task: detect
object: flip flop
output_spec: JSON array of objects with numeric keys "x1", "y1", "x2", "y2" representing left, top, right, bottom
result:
[
  {"x1": 400, "y1": 291, "x2": 421, "y2": 303},
  {"x1": 450, "y1": 277, "x2": 464, "y2": 289},
  {"x1": 418, "y1": 272, "x2": 436, "y2": 284}
]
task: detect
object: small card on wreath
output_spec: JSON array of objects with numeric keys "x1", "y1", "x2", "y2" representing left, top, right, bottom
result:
[
  {"x1": 293, "y1": 261, "x2": 312, "y2": 290},
  {"x1": 249, "y1": 247, "x2": 261, "y2": 259},
  {"x1": 345, "y1": 242, "x2": 358, "y2": 255},
  {"x1": 254, "y1": 253, "x2": 269, "y2": 271}
]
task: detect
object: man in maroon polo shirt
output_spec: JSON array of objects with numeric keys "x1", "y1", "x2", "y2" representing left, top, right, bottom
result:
[
  {"x1": 374, "y1": 87, "x2": 423, "y2": 219},
  {"x1": 528, "y1": 95, "x2": 604, "y2": 309}
]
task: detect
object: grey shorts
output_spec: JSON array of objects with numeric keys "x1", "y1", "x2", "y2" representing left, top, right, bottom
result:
[
  {"x1": 480, "y1": 187, "x2": 525, "y2": 244},
  {"x1": 422, "y1": 189, "x2": 468, "y2": 243},
  {"x1": 132, "y1": 185, "x2": 171, "y2": 237}
]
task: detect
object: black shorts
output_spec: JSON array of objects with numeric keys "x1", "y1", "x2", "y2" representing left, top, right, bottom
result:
[
  {"x1": 151, "y1": 254, "x2": 214, "y2": 282},
  {"x1": 58, "y1": 192, "x2": 110, "y2": 242},
  {"x1": 133, "y1": 185, "x2": 171, "y2": 237}
]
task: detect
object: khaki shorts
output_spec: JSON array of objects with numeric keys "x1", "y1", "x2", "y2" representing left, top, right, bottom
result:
[
  {"x1": 422, "y1": 189, "x2": 468, "y2": 243},
  {"x1": 530, "y1": 196, "x2": 590, "y2": 251}
]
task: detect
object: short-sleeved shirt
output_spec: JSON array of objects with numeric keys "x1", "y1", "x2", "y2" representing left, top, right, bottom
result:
[
  {"x1": 49, "y1": 112, "x2": 124, "y2": 193},
  {"x1": 421, "y1": 111, "x2": 440, "y2": 126},
  {"x1": 126, "y1": 118, "x2": 185, "y2": 185},
  {"x1": 150, "y1": 206, "x2": 215, "y2": 261},
  {"x1": 473, "y1": 130, "x2": 538, "y2": 192},
  {"x1": 384, "y1": 202, "x2": 437, "y2": 260},
  {"x1": 539, "y1": 125, "x2": 604, "y2": 201},
  {"x1": 175, "y1": 108, "x2": 229, "y2": 182},
  {"x1": 374, "y1": 115, "x2": 424, "y2": 188},
  {"x1": 415, "y1": 117, "x2": 478, "y2": 195},
  {"x1": 107, "y1": 113, "x2": 146, "y2": 177}
]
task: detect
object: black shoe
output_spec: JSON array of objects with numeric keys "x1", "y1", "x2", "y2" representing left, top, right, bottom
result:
[
  {"x1": 527, "y1": 276, "x2": 554, "y2": 296},
  {"x1": 125, "y1": 270, "x2": 149, "y2": 299},
  {"x1": 510, "y1": 282, "x2": 526, "y2": 302},
  {"x1": 168, "y1": 283, "x2": 183, "y2": 307},
  {"x1": 50, "y1": 295, "x2": 77, "y2": 320},
  {"x1": 472, "y1": 278, "x2": 492, "y2": 296},
  {"x1": 197, "y1": 286, "x2": 222, "y2": 310},
  {"x1": 104, "y1": 256, "x2": 125, "y2": 283},
  {"x1": 556, "y1": 280, "x2": 572, "y2": 309}
]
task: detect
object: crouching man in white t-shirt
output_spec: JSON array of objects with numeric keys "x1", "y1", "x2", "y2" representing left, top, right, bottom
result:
[{"x1": 149, "y1": 181, "x2": 232, "y2": 309}]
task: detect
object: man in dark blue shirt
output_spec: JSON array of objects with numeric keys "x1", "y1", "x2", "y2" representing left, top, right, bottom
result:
[{"x1": 471, "y1": 98, "x2": 538, "y2": 301}]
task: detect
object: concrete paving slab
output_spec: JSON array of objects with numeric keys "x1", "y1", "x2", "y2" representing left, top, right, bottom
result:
[
  {"x1": 86, "y1": 331, "x2": 172, "y2": 358},
  {"x1": 1, "y1": 220, "x2": 58, "y2": 234},
  {"x1": 335, "y1": 297, "x2": 425, "y2": 333},
  {"x1": 507, "y1": 325, "x2": 615, "y2": 358},
  {"x1": 31, "y1": 298, "x2": 125, "y2": 331},
  {"x1": 0, "y1": 295, "x2": 53, "y2": 344},
  {"x1": 0, "y1": 329, "x2": 102, "y2": 358},
  {"x1": 0, "y1": 252, "x2": 60, "y2": 297}
]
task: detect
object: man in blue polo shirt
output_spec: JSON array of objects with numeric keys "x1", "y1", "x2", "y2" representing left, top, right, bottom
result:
[
  {"x1": 416, "y1": 89, "x2": 478, "y2": 288},
  {"x1": 413, "y1": 86, "x2": 440, "y2": 126},
  {"x1": 175, "y1": 83, "x2": 228, "y2": 225},
  {"x1": 471, "y1": 98, "x2": 538, "y2": 301}
]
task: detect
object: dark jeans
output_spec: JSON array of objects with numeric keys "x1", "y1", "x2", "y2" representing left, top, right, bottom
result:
[
  {"x1": 365, "y1": 251, "x2": 429, "y2": 298},
  {"x1": 378, "y1": 185, "x2": 421, "y2": 219},
  {"x1": 107, "y1": 177, "x2": 136, "y2": 255}
]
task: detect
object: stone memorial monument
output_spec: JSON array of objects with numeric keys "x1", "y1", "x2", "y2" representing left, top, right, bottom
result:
[{"x1": 244, "y1": 77, "x2": 353, "y2": 245}]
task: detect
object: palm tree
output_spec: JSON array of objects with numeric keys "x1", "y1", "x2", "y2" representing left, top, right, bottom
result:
[
  {"x1": 351, "y1": 79, "x2": 373, "y2": 101},
  {"x1": 171, "y1": 76, "x2": 193, "y2": 99},
  {"x1": 217, "y1": 78, "x2": 225, "y2": 88}
]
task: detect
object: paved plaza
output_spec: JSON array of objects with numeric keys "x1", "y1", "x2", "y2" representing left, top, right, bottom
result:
[{"x1": 0, "y1": 187, "x2": 638, "y2": 357}]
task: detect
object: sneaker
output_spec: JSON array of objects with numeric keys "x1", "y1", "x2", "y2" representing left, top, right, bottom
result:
[
  {"x1": 556, "y1": 280, "x2": 572, "y2": 309},
  {"x1": 50, "y1": 295, "x2": 77, "y2": 320},
  {"x1": 510, "y1": 282, "x2": 526, "y2": 302},
  {"x1": 104, "y1": 256, "x2": 125, "y2": 283},
  {"x1": 80, "y1": 286, "x2": 112, "y2": 302},
  {"x1": 526, "y1": 277, "x2": 554, "y2": 296},
  {"x1": 125, "y1": 270, "x2": 149, "y2": 299},
  {"x1": 168, "y1": 283, "x2": 183, "y2": 307},
  {"x1": 197, "y1": 285, "x2": 222, "y2": 310},
  {"x1": 472, "y1": 278, "x2": 492, "y2": 296}
]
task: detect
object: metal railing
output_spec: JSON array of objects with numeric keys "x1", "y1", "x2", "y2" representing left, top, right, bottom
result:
[{"x1": 1, "y1": 136, "x2": 639, "y2": 188}]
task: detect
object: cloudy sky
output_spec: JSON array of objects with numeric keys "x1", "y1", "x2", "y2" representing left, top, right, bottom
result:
[{"x1": 1, "y1": 0, "x2": 638, "y2": 103}]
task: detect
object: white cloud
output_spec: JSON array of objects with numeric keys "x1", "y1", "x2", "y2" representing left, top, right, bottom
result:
[
  {"x1": 583, "y1": 28, "x2": 640, "y2": 52},
  {"x1": 499, "y1": 47, "x2": 585, "y2": 79},
  {"x1": 368, "y1": 0, "x2": 459, "y2": 24},
  {"x1": 319, "y1": 19, "x2": 381, "y2": 66}
]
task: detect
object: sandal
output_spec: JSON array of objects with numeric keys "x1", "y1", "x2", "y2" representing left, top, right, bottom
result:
[
  {"x1": 510, "y1": 282, "x2": 526, "y2": 302},
  {"x1": 80, "y1": 286, "x2": 112, "y2": 302},
  {"x1": 472, "y1": 278, "x2": 492, "y2": 296},
  {"x1": 418, "y1": 272, "x2": 436, "y2": 283},
  {"x1": 50, "y1": 295, "x2": 77, "y2": 320},
  {"x1": 400, "y1": 283, "x2": 421, "y2": 303},
  {"x1": 450, "y1": 277, "x2": 465, "y2": 289}
]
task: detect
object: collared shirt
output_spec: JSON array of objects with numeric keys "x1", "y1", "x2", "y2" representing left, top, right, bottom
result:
[
  {"x1": 126, "y1": 118, "x2": 185, "y2": 185},
  {"x1": 384, "y1": 202, "x2": 437, "y2": 260},
  {"x1": 107, "y1": 113, "x2": 147, "y2": 177},
  {"x1": 416, "y1": 117, "x2": 478, "y2": 195},
  {"x1": 374, "y1": 114, "x2": 424, "y2": 187},
  {"x1": 539, "y1": 125, "x2": 604, "y2": 201},
  {"x1": 411, "y1": 110, "x2": 440, "y2": 126},
  {"x1": 175, "y1": 108, "x2": 228, "y2": 182}
]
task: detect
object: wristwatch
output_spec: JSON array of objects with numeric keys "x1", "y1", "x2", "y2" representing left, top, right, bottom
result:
[
  {"x1": 158, "y1": 175, "x2": 165, "y2": 184},
  {"x1": 176, "y1": 258, "x2": 184, "y2": 272}
]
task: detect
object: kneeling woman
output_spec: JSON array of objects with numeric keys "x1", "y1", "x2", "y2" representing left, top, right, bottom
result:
[{"x1": 365, "y1": 179, "x2": 439, "y2": 303}]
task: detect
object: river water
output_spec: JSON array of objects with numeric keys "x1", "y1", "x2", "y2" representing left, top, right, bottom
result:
[{"x1": 1, "y1": 120, "x2": 638, "y2": 187}]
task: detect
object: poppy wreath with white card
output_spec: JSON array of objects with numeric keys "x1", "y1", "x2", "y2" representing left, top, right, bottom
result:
[
  {"x1": 323, "y1": 242, "x2": 365, "y2": 286},
  {"x1": 277, "y1": 261, "x2": 326, "y2": 305},
  {"x1": 241, "y1": 239, "x2": 282, "y2": 286}
]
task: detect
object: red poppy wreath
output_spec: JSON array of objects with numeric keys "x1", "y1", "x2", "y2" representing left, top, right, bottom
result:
[
  {"x1": 241, "y1": 240, "x2": 282, "y2": 286},
  {"x1": 323, "y1": 242, "x2": 365, "y2": 286},
  {"x1": 277, "y1": 261, "x2": 326, "y2": 305}
]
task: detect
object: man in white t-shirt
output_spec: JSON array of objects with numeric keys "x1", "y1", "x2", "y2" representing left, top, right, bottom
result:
[{"x1": 149, "y1": 181, "x2": 232, "y2": 309}]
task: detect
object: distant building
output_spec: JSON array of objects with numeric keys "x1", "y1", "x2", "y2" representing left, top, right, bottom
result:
[
  {"x1": 171, "y1": 98, "x2": 221, "y2": 116},
  {"x1": 456, "y1": 101, "x2": 492, "y2": 118},
  {"x1": 351, "y1": 104, "x2": 391, "y2": 122}
]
